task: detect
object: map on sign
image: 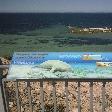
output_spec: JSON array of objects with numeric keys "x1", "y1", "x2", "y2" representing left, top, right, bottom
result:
[{"x1": 7, "y1": 52, "x2": 112, "y2": 79}]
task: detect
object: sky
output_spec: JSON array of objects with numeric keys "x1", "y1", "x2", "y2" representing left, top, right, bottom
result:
[{"x1": 0, "y1": 0, "x2": 112, "y2": 13}]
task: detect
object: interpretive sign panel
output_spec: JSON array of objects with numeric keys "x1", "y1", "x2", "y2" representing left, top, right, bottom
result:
[{"x1": 7, "y1": 52, "x2": 112, "y2": 79}]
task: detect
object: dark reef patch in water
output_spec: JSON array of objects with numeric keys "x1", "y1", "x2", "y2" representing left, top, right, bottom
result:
[{"x1": 53, "y1": 37, "x2": 112, "y2": 45}]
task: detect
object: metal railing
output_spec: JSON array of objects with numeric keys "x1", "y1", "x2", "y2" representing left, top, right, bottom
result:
[{"x1": 1, "y1": 65, "x2": 112, "y2": 112}]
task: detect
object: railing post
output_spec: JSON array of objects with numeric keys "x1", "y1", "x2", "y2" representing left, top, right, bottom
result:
[
  {"x1": 27, "y1": 81, "x2": 33, "y2": 112},
  {"x1": 78, "y1": 81, "x2": 81, "y2": 112},
  {"x1": 102, "y1": 81, "x2": 106, "y2": 112},
  {"x1": 52, "y1": 81, "x2": 57, "y2": 112},
  {"x1": 40, "y1": 80, "x2": 44, "y2": 112},
  {"x1": 15, "y1": 80, "x2": 21, "y2": 112},
  {"x1": 90, "y1": 81, "x2": 93, "y2": 112},
  {"x1": 65, "y1": 80, "x2": 69, "y2": 112},
  {"x1": 1, "y1": 78, "x2": 7, "y2": 112},
  {"x1": 0, "y1": 65, "x2": 10, "y2": 112}
]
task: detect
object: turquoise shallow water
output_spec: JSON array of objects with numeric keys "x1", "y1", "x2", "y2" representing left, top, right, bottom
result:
[
  {"x1": 70, "y1": 63, "x2": 112, "y2": 78},
  {"x1": 33, "y1": 62, "x2": 112, "y2": 78}
]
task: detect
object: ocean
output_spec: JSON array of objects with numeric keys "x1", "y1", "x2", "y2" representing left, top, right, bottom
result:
[{"x1": 0, "y1": 13, "x2": 112, "y2": 33}]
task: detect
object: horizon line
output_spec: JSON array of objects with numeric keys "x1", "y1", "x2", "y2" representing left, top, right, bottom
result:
[{"x1": 0, "y1": 11, "x2": 112, "y2": 13}]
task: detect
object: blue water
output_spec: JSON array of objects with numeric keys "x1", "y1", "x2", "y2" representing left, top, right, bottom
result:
[
  {"x1": 71, "y1": 62, "x2": 96, "y2": 69},
  {"x1": 0, "y1": 13, "x2": 112, "y2": 33},
  {"x1": 70, "y1": 62, "x2": 112, "y2": 78}
]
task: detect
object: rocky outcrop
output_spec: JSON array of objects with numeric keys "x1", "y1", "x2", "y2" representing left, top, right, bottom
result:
[
  {"x1": 0, "y1": 57, "x2": 10, "y2": 77},
  {"x1": 39, "y1": 60, "x2": 73, "y2": 73}
]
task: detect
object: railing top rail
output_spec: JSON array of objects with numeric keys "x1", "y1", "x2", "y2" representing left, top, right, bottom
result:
[
  {"x1": 2, "y1": 78, "x2": 112, "y2": 82},
  {"x1": 0, "y1": 65, "x2": 9, "y2": 69},
  {"x1": 16, "y1": 78, "x2": 112, "y2": 82}
]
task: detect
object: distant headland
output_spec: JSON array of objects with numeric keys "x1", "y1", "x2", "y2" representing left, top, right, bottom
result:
[{"x1": 68, "y1": 26, "x2": 112, "y2": 34}]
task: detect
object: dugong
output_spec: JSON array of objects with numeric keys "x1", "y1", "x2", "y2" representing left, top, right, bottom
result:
[{"x1": 39, "y1": 60, "x2": 73, "y2": 73}]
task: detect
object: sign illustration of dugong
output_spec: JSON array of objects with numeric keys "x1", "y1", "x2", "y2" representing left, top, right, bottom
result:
[{"x1": 39, "y1": 60, "x2": 73, "y2": 73}]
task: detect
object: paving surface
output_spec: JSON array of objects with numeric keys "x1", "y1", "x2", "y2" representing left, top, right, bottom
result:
[{"x1": 0, "y1": 86, "x2": 5, "y2": 112}]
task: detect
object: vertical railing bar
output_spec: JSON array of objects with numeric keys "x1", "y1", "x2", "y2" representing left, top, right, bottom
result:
[
  {"x1": 40, "y1": 80, "x2": 44, "y2": 112},
  {"x1": 65, "y1": 80, "x2": 69, "y2": 112},
  {"x1": 102, "y1": 81, "x2": 106, "y2": 112},
  {"x1": 52, "y1": 81, "x2": 56, "y2": 112},
  {"x1": 90, "y1": 81, "x2": 93, "y2": 112},
  {"x1": 15, "y1": 80, "x2": 21, "y2": 112},
  {"x1": 78, "y1": 81, "x2": 81, "y2": 112},
  {"x1": 27, "y1": 81, "x2": 33, "y2": 112},
  {"x1": 2, "y1": 79, "x2": 9, "y2": 112}
]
